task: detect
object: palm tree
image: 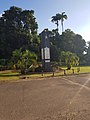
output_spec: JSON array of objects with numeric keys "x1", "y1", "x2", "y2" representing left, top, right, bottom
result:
[
  {"x1": 60, "y1": 12, "x2": 68, "y2": 33},
  {"x1": 51, "y1": 12, "x2": 67, "y2": 33},
  {"x1": 51, "y1": 13, "x2": 61, "y2": 32}
]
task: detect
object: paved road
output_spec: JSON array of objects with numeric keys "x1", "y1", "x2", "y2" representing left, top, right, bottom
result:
[{"x1": 0, "y1": 74, "x2": 90, "y2": 120}]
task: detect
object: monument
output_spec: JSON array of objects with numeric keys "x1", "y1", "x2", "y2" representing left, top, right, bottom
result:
[{"x1": 40, "y1": 29, "x2": 51, "y2": 72}]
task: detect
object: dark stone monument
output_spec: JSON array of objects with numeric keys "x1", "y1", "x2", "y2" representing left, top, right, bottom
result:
[{"x1": 40, "y1": 29, "x2": 52, "y2": 72}]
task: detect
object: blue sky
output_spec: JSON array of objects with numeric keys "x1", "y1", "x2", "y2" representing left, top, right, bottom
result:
[{"x1": 0, "y1": 0, "x2": 90, "y2": 41}]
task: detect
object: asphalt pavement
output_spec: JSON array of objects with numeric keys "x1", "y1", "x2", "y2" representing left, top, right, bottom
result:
[{"x1": 0, "y1": 74, "x2": 90, "y2": 120}]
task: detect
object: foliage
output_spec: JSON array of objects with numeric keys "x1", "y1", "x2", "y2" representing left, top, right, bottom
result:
[
  {"x1": 51, "y1": 12, "x2": 67, "y2": 32},
  {"x1": 0, "y1": 6, "x2": 39, "y2": 59},
  {"x1": 50, "y1": 44, "x2": 60, "y2": 62},
  {"x1": 11, "y1": 49, "x2": 37, "y2": 74},
  {"x1": 84, "y1": 41, "x2": 90, "y2": 65},
  {"x1": 61, "y1": 29, "x2": 86, "y2": 54},
  {"x1": 60, "y1": 12, "x2": 68, "y2": 32},
  {"x1": 0, "y1": 7, "x2": 89, "y2": 68},
  {"x1": 60, "y1": 51, "x2": 79, "y2": 69},
  {"x1": 49, "y1": 29, "x2": 87, "y2": 65},
  {"x1": 51, "y1": 13, "x2": 60, "y2": 31}
]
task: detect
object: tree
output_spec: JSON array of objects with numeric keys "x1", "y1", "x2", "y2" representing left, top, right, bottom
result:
[
  {"x1": 51, "y1": 13, "x2": 60, "y2": 32},
  {"x1": 51, "y1": 12, "x2": 67, "y2": 33},
  {"x1": 48, "y1": 29, "x2": 87, "y2": 65},
  {"x1": 11, "y1": 49, "x2": 37, "y2": 74},
  {"x1": 60, "y1": 12, "x2": 67, "y2": 33},
  {"x1": 60, "y1": 29, "x2": 86, "y2": 59},
  {"x1": 85, "y1": 41, "x2": 90, "y2": 65},
  {"x1": 60, "y1": 51, "x2": 79, "y2": 69},
  {"x1": 50, "y1": 29, "x2": 61, "y2": 47},
  {"x1": 50, "y1": 44, "x2": 60, "y2": 62},
  {"x1": 0, "y1": 6, "x2": 39, "y2": 59}
]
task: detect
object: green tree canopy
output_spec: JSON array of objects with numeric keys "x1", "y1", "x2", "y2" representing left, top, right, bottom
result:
[
  {"x1": 61, "y1": 29, "x2": 86, "y2": 64},
  {"x1": 11, "y1": 49, "x2": 37, "y2": 74},
  {"x1": 61, "y1": 51, "x2": 79, "y2": 69},
  {"x1": 49, "y1": 29, "x2": 86, "y2": 65},
  {"x1": 84, "y1": 41, "x2": 90, "y2": 65},
  {"x1": 0, "y1": 6, "x2": 39, "y2": 59}
]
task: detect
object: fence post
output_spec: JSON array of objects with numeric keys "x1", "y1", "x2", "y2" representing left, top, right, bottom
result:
[
  {"x1": 77, "y1": 67, "x2": 80, "y2": 73},
  {"x1": 52, "y1": 70, "x2": 54, "y2": 77},
  {"x1": 42, "y1": 70, "x2": 44, "y2": 76},
  {"x1": 64, "y1": 70, "x2": 66, "y2": 75},
  {"x1": 72, "y1": 69, "x2": 74, "y2": 74}
]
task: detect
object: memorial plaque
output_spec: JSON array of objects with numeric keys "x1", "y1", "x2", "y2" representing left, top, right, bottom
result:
[{"x1": 40, "y1": 29, "x2": 52, "y2": 71}]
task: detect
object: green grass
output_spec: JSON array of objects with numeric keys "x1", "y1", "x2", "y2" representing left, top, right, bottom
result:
[
  {"x1": 77, "y1": 66, "x2": 90, "y2": 73},
  {"x1": 70, "y1": 66, "x2": 90, "y2": 74},
  {"x1": 62, "y1": 66, "x2": 90, "y2": 74},
  {"x1": 0, "y1": 70, "x2": 21, "y2": 81},
  {"x1": 0, "y1": 66, "x2": 90, "y2": 81}
]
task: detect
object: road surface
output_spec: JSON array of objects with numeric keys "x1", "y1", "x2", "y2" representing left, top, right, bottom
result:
[{"x1": 0, "y1": 74, "x2": 90, "y2": 120}]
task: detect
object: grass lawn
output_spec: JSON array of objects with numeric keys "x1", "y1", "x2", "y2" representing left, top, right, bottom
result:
[
  {"x1": 0, "y1": 66, "x2": 90, "y2": 81},
  {"x1": 71, "y1": 66, "x2": 90, "y2": 74},
  {"x1": 0, "y1": 70, "x2": 21, "y2": 81}
]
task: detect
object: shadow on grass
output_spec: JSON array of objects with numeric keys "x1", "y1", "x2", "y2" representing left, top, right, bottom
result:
[{"x1": 0, "y1": 73, "x2": 21, "y2": 77}]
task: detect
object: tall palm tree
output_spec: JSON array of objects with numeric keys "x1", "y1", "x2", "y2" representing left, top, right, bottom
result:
[
  {"x1": 51, "y1": 13, "x2": 61, "y2": 32},
  {"x1": 51, "y1": 12, "x2": 67, "y2": 33},
  {"x1": 60, "y1": 12, "x2": 68, "y2": 33}
]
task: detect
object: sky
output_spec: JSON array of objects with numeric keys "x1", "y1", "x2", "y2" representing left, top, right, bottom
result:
[{"x1": 0, "y1": 0, "x2": 90, "y2": 42}]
